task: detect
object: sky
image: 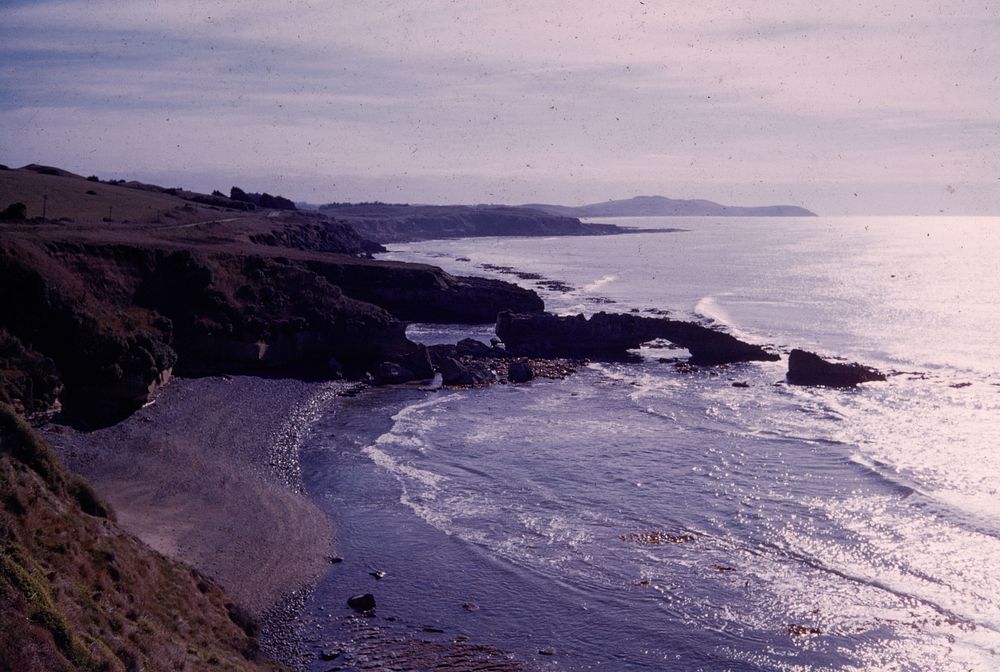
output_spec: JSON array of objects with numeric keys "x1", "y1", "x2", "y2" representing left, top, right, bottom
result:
[{"x1": 1, "y1": 1, "x2": 998, "y2": 215}]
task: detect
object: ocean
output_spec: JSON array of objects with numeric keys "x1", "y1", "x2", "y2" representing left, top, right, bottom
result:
[{"x1": 297, "y1": 216, "x2": 1000, "y2": 670}]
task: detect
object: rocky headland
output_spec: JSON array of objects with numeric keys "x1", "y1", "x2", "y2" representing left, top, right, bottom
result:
[
  {"x1": 0, "y1": 166, "x2": 542, "y2": 427},
  {"x1": 496, "y1": 310, "x2": 780, "y2": 365},
  {"x1": 316, "y1": 202, "x2": 638, "y2": 243}
]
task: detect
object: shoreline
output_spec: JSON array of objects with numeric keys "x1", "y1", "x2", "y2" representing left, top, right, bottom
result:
[
  {"x1": 44, "y1": 372, "x2": 539, "y2": 671},
  {"x1": 43, "y1": 375, "x2": 346, "y2": 616}
]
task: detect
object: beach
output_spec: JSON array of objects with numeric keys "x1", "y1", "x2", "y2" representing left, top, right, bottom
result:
[
  {"x1": 42, "y1": 373, "x2": 537, "y2": 671},
  {"x1": 43, "y1": 375, "x2": 343, "y2": 614}
]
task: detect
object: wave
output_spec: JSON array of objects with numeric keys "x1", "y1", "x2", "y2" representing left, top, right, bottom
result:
[
  {"x1": 362, "y1": 443, "x2": 446, "y2": 489},
  {"x1": 693, "y1": 294, "x2": 735, "y2": 328},
  {"x1": 581, "y1": 274, "x2": 618, "y2": 292}
]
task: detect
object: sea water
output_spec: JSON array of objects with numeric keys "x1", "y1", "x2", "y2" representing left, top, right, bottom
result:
[{"x1": 298, "y1": 217, "x2": 1000, "y2": 670}]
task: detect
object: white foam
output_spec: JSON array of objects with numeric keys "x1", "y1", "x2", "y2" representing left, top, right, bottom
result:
[
  {"x1": 362, "y1": 444, "x2": 446, "y2": 489},
  {"x1": 694, "y1": 294, "x2": 734, "y2": 327},
  {"x1": 581, "y1": 274, "x2": 618, "y2": 292}
]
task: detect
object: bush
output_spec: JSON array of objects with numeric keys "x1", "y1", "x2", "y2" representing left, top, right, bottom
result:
[
  {"x1": 0, "y1": 203, "x2": 27, "y2": 222},
  {"x1": 68, "y1": 475, "x2": 113, "y2": 519}
]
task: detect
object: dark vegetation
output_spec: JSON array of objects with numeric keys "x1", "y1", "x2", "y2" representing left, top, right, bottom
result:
[
  {"x1": 0, "y1": 202, "x2": 27, "y2": 221},
  {"x1": 229, "y1": 187, "x2": 297, "y2": 211}
]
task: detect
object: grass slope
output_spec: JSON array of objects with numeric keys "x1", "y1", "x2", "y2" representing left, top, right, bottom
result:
[{"x1": 0, "y1": 404, "x2": 281, "y2": 672}]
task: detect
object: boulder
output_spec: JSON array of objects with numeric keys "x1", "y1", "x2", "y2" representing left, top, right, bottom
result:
[
  {"x1": 437, "y1": 356, "x2": 469, "y2": 385},
  {"x1": 347, "y1": 593, "x2": 376, "y2": 612},
  {"x1": 786, "y1": 349, "x2": 885, "y2": 387},
  {"x1": 507, "y1": 361, "x2": 534, "y2": 383},
  {"x1": 456, "y1": 338, "x2": 496, "y2": 358},
  {"x1": 496, "y1": 310, "x2": 778, "y2": 366},
  {"x1": 445, "y1": 359, "x2": 494, "y2": 386},
  {"x1": 393, "y1": 345, "x2": 434, "y2": 380},
  {"x1": 373, "y1": 362, "x2": 414, "y2": 385}
]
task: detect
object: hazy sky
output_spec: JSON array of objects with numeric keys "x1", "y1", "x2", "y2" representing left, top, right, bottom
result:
[{"x1": 2, "y1": 1, "x2": 998, "y2": 214}]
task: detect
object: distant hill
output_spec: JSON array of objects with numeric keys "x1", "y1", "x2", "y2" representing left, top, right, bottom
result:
[
  {"x1": 523, "y1": 195, "x2": 816, "y2": 217},
  {"x1": 317, "y1": 203, "x2": 630, "y2": 243}
]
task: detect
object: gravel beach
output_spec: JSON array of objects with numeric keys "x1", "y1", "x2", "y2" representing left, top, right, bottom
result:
[{"x1": 44, "y1": 375, "x2": 346, "y2": 613}]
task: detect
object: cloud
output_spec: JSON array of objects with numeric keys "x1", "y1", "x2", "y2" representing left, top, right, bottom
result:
[{"x1": 1, "y1": 0, "x2": 998, "y2": 213}]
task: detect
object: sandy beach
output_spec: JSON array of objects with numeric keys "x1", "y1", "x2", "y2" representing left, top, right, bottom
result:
[{"x1": 44, "y1": 375, "x2": 345, "y2": 614}]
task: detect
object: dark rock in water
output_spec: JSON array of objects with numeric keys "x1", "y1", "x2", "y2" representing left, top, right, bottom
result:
[
  {"x1": 429, "y1": 348, "x2": 496, "y2": 386},
  {"x1": 347, "y1": 593, "x2": 376, "y2": 612},
  {"x1": 319, "y1": 649, "x2": 342, "y2": 661},
  {"x1": 538, "y1": 648, "x2": 556, "y2": 656},
  {"x1": 708, "y1": 564, "x2": 736, "y2": 572},
  {"x1": 507, "y1": 361, "x2": 534, "y2": 383},
  {"x1": 496, "y1": 310, "x2": 779, "y2": 366},
  {"x1": 620, "y1": 530, "x2": 695, "y2": 545},
  {"x1": 786, "y1": 349, "x2": 885, "y2": 387},
  {"x1": 436, "y1": 356, "x2": 468, "y2": 385},
  {"x1": 462, "y1": 602, "x2": 479, "y2": 611},
  {"x1": 374, "y1": 362, "x2": 414, "y2": 385},
  {"x1": 731, "y1": 381, "x2": 750, "y2": 388},
  {"x1": 369, "y1": 569, "x2": 386, "y2": 579},
  {"x1": 456, "y1": 338, "x2": 496, "y2": 358},
  {"x1": 327, "y1": 555, "x2": 344, "y2": 564},
  {"x1": 453, "y1": 360, "x2": 494, "y2": 386},
  {"x1": 787, "y1": 623, "x2": 822, "y2": 636},
  {"x1": 392, "y1": 345, "x2": 434, "y2": 380}
]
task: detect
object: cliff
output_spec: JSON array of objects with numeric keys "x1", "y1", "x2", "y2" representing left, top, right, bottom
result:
[
  {"x1": 0, "y1": 167, "x2": 543, "y2": 426},
  {"x1": 317, "y1": 203, "x2": 626, "y2": 242},
  {"x1": 0, "y1": 404, "x2": 279, "y2": 672},
  {"x1": 524, "y1": 195, "x2": 816, "y2": 217}
]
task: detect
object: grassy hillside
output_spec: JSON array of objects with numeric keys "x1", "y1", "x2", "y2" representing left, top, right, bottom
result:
[{"x1": 0, "y1": 403, "x2": 280, "y2": 671}]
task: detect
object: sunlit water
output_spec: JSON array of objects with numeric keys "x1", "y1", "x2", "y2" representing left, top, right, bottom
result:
[{"x1": 299, "y1": 217, "x2": 1000, "y2": 670}]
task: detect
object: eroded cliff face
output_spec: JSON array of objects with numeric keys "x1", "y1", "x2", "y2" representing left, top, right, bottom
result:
[
  {"x1": 0, "y1": 236, "x2": 540, "y2": 426},
  {"x1": 303, "y1": 259, "x2": 544, "y2": 323}
]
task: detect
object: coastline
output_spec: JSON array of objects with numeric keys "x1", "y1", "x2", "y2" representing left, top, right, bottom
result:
[
  {"x1": 43, "y1": 372, "x2": 540, "y2": 670},
  {"x1": 43, "y1": 375, "x2": 346, "y2": 615}
]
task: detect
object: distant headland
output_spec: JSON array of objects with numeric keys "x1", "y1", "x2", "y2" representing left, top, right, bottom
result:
[{"x1": 523, "y1": 195, "x2": 817, "y2": 218}]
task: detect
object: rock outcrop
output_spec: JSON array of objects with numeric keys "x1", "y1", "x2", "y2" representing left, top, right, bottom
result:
[
  {"x1": 304, "y1": 260, "x2": 544, "y2": 323},
  {"x1": 786, "y1": 349, "x2": 885, "y2": 387},
  {"x1": 496, "y1": 311, "x2": 779, "y2": 365},
  {"x1": 0, "y1": 236, "x2": 527, "y2": 425},
  {"x1": 507, "y1": 361, "x2": 534, "y2": 383},
  {"x1": 316, "y1": 203, "x2": 626, "y2": 243}
]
